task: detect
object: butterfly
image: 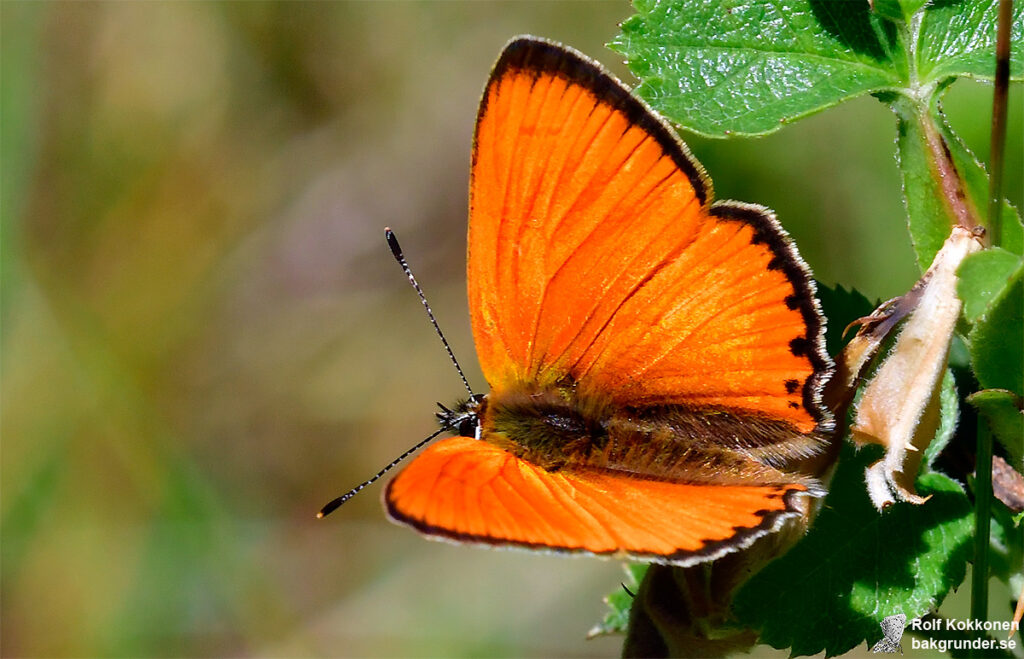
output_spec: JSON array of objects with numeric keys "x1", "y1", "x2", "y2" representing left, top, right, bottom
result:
[{"x1": 337, "y1": 36, "x2": 834, "y2": 567}]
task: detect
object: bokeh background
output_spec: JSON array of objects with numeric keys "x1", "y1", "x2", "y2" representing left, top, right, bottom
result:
[{"x1": 2, "y1": 2, "x2": 1021, "y2": 657}]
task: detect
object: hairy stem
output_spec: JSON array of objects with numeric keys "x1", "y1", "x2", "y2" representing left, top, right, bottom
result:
[{"x1": 918, "y1": 112, "x2": 981, "y2": 232}]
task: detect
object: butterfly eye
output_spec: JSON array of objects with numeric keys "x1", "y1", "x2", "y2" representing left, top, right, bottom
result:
[
  {"x1": 458, "y1": 415, "x2": 480, "y2": 440},
  {"x1": 435, "y1": 400, "x2": 482, "y2": 439}
]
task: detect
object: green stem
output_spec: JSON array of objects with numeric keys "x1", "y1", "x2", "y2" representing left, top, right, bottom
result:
[
  {"x1": 970, "y1": 0, "x2": 1012, "y2": 641},
  {"x1": 918, "y1": 111, "x2": 981, "y2": 232},
  {"x1": 971, "y1": 418, "x2": 993, "y2": 630}
]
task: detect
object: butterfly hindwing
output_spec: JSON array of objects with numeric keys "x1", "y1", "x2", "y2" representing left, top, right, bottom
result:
[{"x1": 386, "y1": 436, "x2": 812, "y2": 564}]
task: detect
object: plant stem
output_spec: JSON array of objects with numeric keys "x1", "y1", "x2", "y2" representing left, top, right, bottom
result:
[
  {"x1": 918, "y1": 113, "x2": 980, "y2": 232},
  {"x1": 986, "y1": 0, "x2": 1012, "y2": 248},
  {"x1": 971, "y1": 419, "x2": 993, "y2": 627},
  {"x1": 970, "y1": 0, "x2": 1012, "y2": 640}
]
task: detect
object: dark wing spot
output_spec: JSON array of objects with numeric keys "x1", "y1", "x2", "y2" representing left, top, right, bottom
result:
[
  {"x1": 788, "y1": 401, "x2": 801, "y2": 409},
  {"x1": 785, "y1": 294, "x2": 800, "y2": 310},
  {"x1": 789, "y1": 336, "x2": 810, "y2": 357},
  {"x1": 750, "y1": 230, "x2": 770, "y2": 246},
  {"x1": 784, "y1": 379, "x2": 800, "y2": 394}
]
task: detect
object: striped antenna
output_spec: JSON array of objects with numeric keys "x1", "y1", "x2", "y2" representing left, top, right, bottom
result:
[
  {"x1": 385, "y1": 228, "x2": 474, "y2": 396},
  {"x1": 317, "y1": 426, "x2": 448, "y2": 519},
  {"x1": 317, "y1": 229, "x2": 479, "y2": 518}
]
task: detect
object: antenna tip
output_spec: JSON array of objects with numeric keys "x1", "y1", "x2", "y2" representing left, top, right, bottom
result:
[
  {"x1": 317, "y1": 494, "x2": 349, "y2": 519},
  {"x1": 385, "y1": 228, "x2": 403, "y2": 260}
]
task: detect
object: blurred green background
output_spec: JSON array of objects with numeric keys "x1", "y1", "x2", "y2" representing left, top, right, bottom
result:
[{"x1": 2, "y1": 2, "x2": 1020, "y2": 657}]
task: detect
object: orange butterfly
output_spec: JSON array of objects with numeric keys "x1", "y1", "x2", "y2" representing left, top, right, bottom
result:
[{"x1": 330, "y1": 37, "x2": 835, "y2": 566}]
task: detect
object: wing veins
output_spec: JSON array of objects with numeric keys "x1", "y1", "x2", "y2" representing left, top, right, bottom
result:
[
  {"x1": 529, "y1": 154, "x2": 681, "y2": 371},
  {"x1": 633, "y1": 280, "x2": 798, "y2": 380},
  {"x1": 511, "y1": 72, "x2": 573, "y2": 316},
  {"x1": 545, "y1": 173, "x2": 701, "y2": 375}
]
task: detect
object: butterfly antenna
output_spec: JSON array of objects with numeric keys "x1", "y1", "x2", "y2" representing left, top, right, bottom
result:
[
  {"x1": 317, "y1": 425, "x2": 448, "y2": 519},
  {"x1": 385, "y1": 227, "x2": 474, "y2": 396}
]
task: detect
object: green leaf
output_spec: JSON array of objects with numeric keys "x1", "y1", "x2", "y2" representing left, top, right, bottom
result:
[
  {"x1": 815, "y1": 283, "x2": 876, "y2": 357},
  {"x1": 611, "y1": 0, "x2": 905, "y2": 137},
  {"x1": 957, "y1": 248, "x2": 1023, "y2": 323},
  {"x1": 870, "y1": 0, "x2": 909, "y2": 23},
  {"x1": 733, "y1": 444, "x2": 973, "y2": 657},
  {"x1": 894, "y1": 100, "x2": 950, "y2": 271},
  {"x1": 989, "y1": 501, "x2": 1024, "y2": 586},
  {"x1": 894, "y1": 98, "x2": 1024, "y2": 271},
  {"x1": 589, "y1": 563, "x2": 648, "y2": 637},
  {"x1": 871, "y1": 0, "x2": 929, "y2": 24},
  {"x1": 949, "y1": 333, "x2": 972, "y2": 371},
  {"x1": 968, "y1": 389, "x2": 1024, "y2": 468},
  {"x1": 916, "y1": 0, "x2": 1024, "y2": 85},
  {"x1": 924, "y1": 369, "x2": 960, "y2": 468},
  {"x1": 898, "y1": 0, "x2": 930, "y2": 19},
  {"x1": 968, "y1": 260, "x2": 1024, "y2": 395}
]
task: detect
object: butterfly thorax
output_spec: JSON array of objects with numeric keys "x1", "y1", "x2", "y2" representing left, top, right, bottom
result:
[{"x1": 469, "y1": 383, "x2": 826, "y2": 486}]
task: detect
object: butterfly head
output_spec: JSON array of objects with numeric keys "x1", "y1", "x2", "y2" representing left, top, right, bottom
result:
[{"x1": 437, "y1": 393, "x2": 487, "y2": 440}]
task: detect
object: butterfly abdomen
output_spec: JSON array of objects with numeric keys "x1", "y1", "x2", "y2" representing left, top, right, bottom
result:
[{"x1": 481, "y1": 385, "x2": 825, "y2": 486}]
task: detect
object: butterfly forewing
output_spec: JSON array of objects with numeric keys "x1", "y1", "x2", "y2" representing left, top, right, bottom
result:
[{"x1": 468, "y1": 38, "x2": 830, "y2": 432}]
